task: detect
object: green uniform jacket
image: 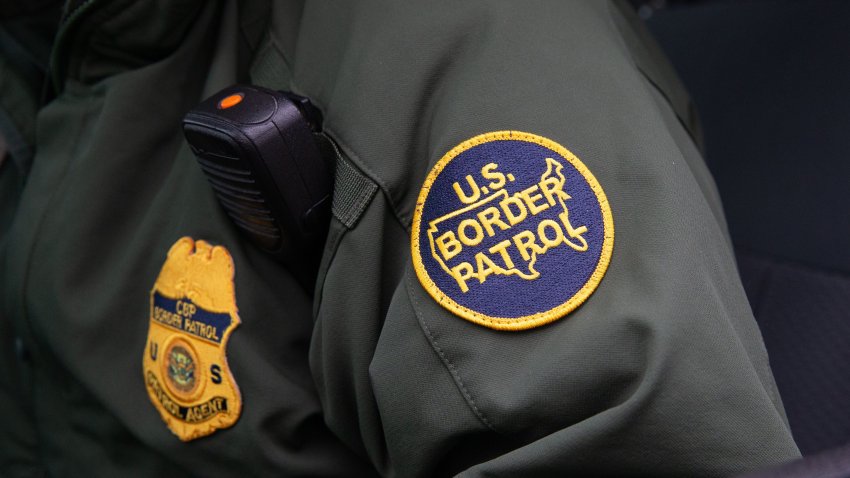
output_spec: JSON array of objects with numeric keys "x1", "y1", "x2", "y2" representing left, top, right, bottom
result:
[{"x1": 1, "y1": 1, "x2": 800, "y2": 476}]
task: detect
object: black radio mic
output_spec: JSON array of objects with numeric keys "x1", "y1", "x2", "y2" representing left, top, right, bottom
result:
[{"x1": 182, "y1": 85, "x2": 333, "y2": 280}]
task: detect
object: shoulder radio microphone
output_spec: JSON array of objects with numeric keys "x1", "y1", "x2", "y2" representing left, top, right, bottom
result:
[{"x1": 182, "y1": 85, "x2": 333, "y2": 271}]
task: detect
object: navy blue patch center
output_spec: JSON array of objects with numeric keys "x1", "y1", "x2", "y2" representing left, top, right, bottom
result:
[{"x1": 412, "y1": 131, "x2": 613, "y2": 329}]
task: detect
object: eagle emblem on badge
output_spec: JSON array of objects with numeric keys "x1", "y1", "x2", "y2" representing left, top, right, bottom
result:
[{"x1": 143, "y1": 237, "x2": 242, "y2": 441}]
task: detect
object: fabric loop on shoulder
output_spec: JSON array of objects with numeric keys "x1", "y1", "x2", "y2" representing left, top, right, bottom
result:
[{"x1": 328, "y1": 137, "x2": 379, "y2": 229}]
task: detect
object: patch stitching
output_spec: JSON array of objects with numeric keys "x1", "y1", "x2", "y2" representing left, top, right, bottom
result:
[{"x1": 411, "y1": 131, "x2": 614, "y2": 331}]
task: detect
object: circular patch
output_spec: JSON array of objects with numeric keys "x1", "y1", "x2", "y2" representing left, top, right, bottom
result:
[
  {"x1": 411, "y1": 131, "x2": 614, "y2": 331},
  {"x1": 162, "y1": 337, "x2": 203, "y2": 400}
]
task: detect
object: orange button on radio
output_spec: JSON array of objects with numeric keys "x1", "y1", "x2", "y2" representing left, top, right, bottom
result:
[{"x1": 218, "y1": 93, "x2": 244, "y2": 109}]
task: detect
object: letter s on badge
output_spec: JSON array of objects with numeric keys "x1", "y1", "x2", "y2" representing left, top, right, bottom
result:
[
  {"x1": 411, "y1": 131, "x2": 614, "y2": 331},
  {"x1": 143, "y1": 237, "x2": 242, "y2": 441}
]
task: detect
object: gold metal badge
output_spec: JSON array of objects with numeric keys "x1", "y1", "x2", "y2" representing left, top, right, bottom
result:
[{"x1": 143, "y1": 237, "x2": 242, "y2": 441}]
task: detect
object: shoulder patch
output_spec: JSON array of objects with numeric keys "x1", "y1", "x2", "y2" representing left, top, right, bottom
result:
[
  {"x1": 411, "y1": 131, "x2": 614, "y2": 331},
  {"x1": 143, "y1": 237, "x2": 242, "y2": 441}
]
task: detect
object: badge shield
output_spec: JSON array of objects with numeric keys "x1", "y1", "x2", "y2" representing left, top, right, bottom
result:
[{"x1": 143, "y1": 237, "x2": 242, "y2": 441}]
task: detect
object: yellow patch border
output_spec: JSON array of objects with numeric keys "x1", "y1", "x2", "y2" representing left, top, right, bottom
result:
[{"x1": 411, "y1": 131, "x2": 614, "y2": 331}]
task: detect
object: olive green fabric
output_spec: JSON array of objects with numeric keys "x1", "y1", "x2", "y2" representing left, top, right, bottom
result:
[
  {"x1": 1, "y1": 1, "x2": 374, "y2": 476},
  {"x1": 1, "y1": 4, "x2": 59, "y2": 478},
  {"x1": 1, "y1": 0, "x2": 799, "y2": 477}
]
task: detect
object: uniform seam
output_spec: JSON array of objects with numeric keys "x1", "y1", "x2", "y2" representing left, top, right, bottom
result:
[
  {"x1": 605, "y1": 1, "x2": 729, "y2": 238},
  {"x1": 610, "y1": 10, "x2": 784, "y2": 423},
  {"x1": 404, "y1": 273, "x2": 496, "y2": 432},
  {"x1": 604, "y1": 0, "x2": 703, "y2": 148},
  {"x1": 606, "y1": 0, "x2": 789, "y2": 429}
]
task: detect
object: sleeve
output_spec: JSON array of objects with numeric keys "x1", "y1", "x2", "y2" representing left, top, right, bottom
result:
[{"x1": 292, "y1": 1, "x2": 801, "y2": 476}]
